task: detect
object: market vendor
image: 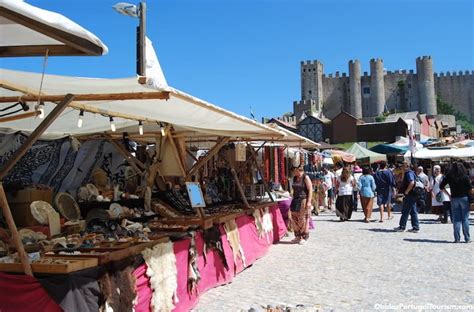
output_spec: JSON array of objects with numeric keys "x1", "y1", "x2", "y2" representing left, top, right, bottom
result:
[{"x1": 289, "y1": 165, "x2": 313, "y2": 245}]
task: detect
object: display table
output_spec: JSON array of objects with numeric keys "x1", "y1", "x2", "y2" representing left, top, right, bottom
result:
[
  {"x1": 277, "y1": 197, "x2": 315, "y2": 230},
  {"x1": 0, "y1": 203, "x2": 287, "y2": 312}
]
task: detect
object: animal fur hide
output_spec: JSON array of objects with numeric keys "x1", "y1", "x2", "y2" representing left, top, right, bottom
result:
[
  {"x1": 202, "y1": 226, "x2": 229, "y2": 270},
  {"x1": 99, "y1": 256, "x2": 141, "y2": 312},
  {"x1": 223, "y1": 219, "x2": 246, "y2": 269},
  {"x1": 142, "y1": 241, "x2": 178, "y2": 312}
]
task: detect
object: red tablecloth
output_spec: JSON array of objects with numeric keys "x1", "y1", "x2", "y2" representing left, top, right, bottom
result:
[{"x1": 0, "y1": 272, "x2": 62, "y2": 312}]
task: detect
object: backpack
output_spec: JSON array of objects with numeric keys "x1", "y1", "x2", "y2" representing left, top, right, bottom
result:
[{"x1": 411, "y1": 176, "x2": 425, "y2": 196}]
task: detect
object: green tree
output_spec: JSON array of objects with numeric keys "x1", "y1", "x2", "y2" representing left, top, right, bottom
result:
[{"x1": 437, "y1": 97, "x2": 474, "y2": 133}]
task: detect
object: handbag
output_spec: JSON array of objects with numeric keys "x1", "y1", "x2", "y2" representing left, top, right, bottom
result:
[{"x1": 436, "y1": 191, "x2": 444, "y2": 203}]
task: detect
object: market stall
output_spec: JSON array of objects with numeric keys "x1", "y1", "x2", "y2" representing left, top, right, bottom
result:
[{"x1": 0, "y1": 68, "x2": 292, "y2": 311}]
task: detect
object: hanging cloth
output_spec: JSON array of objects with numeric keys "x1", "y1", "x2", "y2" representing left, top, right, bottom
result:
[
  {"x1": 264, "y1": 146, "x2": 270, "y2": 182},
  {"x1": 273, "y1": 146, "x2": 279, "y2": 184},
  {"x1": 279, "y1": 147, "x2": 285, "y2": 186}
]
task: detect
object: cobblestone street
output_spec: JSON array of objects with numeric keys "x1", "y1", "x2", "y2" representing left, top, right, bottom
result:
[{"x1": 194, "y1": 209, "x2": 474, "y2": 311}]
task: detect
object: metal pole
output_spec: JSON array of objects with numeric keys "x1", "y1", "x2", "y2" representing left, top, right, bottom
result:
[{"x1": 137, "y1": 1, "x2": 146, "y2": 76}]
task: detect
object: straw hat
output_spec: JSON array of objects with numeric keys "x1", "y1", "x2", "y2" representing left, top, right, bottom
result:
[
  {"x1": 30, "y1": 201, "x2": 55, "y2": 225},
  {"x1": 55, "y1": 192, "x2": 81, "y2": 221}
]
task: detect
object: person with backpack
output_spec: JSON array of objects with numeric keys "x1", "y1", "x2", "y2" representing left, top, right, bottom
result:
[
  {"x1": 440, "y1": 161, "x2": 471, "y2": 243},
  {"x1": 394, "y1": 161, "x2": 420, "y2": 233},
  {"x1": 374, "y1": 161, "x2": 396, "y2": 222}
]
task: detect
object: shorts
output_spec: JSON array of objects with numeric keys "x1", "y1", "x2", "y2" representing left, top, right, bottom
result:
[
  {"x1": 327, "y1": 188, "x2": 334, "y2": 199},
  {"x1": 377, "y1": 189, "x2": 391, "y2": 206}
]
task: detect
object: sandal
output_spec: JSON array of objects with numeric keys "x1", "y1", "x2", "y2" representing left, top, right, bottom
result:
[{"x1": 379, "y1": 219, "x2": 384, "y2": 223}]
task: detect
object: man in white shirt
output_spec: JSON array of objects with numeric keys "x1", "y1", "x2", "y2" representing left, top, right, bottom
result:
[{"x1": 323, "y1": 167, "x2": 335, "y2": 211}]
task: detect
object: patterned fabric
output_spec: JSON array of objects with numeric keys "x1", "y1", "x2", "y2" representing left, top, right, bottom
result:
[
  {"x1": 290, "y1": 200, "x2": 310, "y2": 240},
  {"x1": 0, "y1": 131, "x2": 127, "y2": 197}
]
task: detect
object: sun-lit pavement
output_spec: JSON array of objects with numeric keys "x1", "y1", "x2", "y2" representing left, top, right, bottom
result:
[{"x1": 194, "y1": 207, "x2": 474, "y2": 311}]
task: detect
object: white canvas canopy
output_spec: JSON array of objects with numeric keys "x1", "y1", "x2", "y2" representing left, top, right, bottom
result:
[
  {"x1": 404, "y1": 147, "x2": 474, "y2": 160},
  {"x1": 0, "y1": 69, "x2": 284, "y2": 141},
  {"x1": 0, "y1": 0, "x2": 108, "y2": 56},
  {"x1": 264, "y1": 123, "x2": 320, "y2": 148}
]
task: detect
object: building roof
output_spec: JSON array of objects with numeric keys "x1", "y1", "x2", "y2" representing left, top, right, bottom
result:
[
  {"x1": 434, "y1": 114, "x2": 456, "y2": 128},
  {"x1": 332, "y1": 111, "x2": 363, "y2": 123},
  {"x1": 297, "y1": 114, "x2": 330, "y2": 126},
  {"x1": 267, "y1": 118, "x2": 297, "y2": 130},
  {"x1": 385, "y1": 111, "x2": 421, "y2": 122}
]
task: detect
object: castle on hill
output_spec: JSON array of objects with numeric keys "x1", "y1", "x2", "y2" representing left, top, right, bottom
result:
[{"x1": 292, "y1": 56, "x2": 473, "y2": 122}]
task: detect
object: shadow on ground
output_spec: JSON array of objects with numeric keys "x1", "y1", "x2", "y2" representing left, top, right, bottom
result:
[
  {"x1": 365, "y1": 228, "x2": 396, "y2": 233},
  {"x1": 403, "y1": 238, "x2": 452, "y2": 244}
]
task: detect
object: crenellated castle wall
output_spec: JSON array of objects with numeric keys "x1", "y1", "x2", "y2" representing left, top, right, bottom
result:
[{"x1": 295, "y1": 57, "x2": 473, "y2": 122}]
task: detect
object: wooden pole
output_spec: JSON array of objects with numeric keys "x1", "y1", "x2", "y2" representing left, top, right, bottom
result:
[
  {"x1": 248, "y1": 143, "x2": 274, "y2": 202},
  {"x1": 0, "y1": 94, "x2": 75, "y2": 180},
  {"x1": 230, "y1": 167, "x2": 250, "y2": 209},
  {"x1": 0, "y1": 111, "x2": 40, "y2": 123},
  {"x1": 185, "y1": 137, "x2": 231, "y2": 180},
  {"x1": 166, "y1": 130, "x2": 187, "y2": 178},
  {"x1": 0, "y1": 91, "x2": 169, "y2": 103},
  {"x1": 108, "y1": 139, "x2": 145, "y2": 176},
  {"x1": 0, "y1": 183, "x2": 33, "y2": 276}
]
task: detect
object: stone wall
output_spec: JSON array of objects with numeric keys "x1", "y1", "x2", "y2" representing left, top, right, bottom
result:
[{"x1": 435, "y1": 71, "x2": 474, "y2": 120}]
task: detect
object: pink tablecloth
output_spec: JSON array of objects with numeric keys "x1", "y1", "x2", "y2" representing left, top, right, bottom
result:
[{"x1": 134, "y1": 203, "x2": 287, "y2": 312}]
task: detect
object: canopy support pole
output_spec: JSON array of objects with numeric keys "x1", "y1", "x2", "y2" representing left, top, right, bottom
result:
[
  {"x1": 167, "y1": 130, "x2": 187, "y2": 178},
  {"x1": 230, "y1": 167, "x2": 250, "y2": 209},
  {"x1": 185, "y1": 137, "x2": 231, "y2": 181},
  {"x1": 247, "y1": 143, "x2": 274, "y2": 202},
  {"x1": 0, "y1": 183, "x2": 32, "y2": 276},
  {"x1": 0, "y1": 94, "x2": 74, "y2": 276},
  {"x1": 108, "y1": 138, "x2": 145, "y2": 176}
]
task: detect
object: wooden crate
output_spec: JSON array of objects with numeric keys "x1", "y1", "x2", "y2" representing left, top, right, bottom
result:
[
  {"x1": 0, "y1": 257, "x2": 98, "y2": 274},
  {"x1": 6, "y1": 189, "x2": 53, "y2": 227}
]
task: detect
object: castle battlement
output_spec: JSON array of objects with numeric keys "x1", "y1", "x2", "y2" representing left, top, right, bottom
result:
[
  {"x1": 417, "y1": 55, "x2": 432, "y2": 61},
  {"x1": 435, "y1": 71, "x2": 473, "y2": 79}
]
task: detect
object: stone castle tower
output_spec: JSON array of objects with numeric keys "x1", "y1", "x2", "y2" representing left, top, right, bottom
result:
[{"x1": 294, "y1": 56, "x2": 473, "y2": 121}]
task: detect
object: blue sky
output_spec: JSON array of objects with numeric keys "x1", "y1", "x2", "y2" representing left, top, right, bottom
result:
[{"x1": 1, "y1": 0, "x2": 472, "y2": 120}]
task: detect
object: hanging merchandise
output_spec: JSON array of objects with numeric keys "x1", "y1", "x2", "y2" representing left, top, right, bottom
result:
[
  {"x1": 273, "y1": 147, "x2": 279, "y2": 184},
  {"x1": 235, "y1": 143, "x2": 246, "y2": 162},
  {"x1": 292, "y1": 150, "x2": 300, "y2": 168},
  {"x1": 187, "y1": 232, "x2": 201, "y2": 295},
  {"x1": 264, "y1": 146, "x2": 270, "y2": 182},
  {"x1": 269, "y1": 146, "x2": 275, "y2": 184},
  {"x1": 224, "y1": 219, "x2": 246, "y2": 272},
  {"x1": 142, "y1": 241, "x2": 179, "y2": 312},
  {"x1": 278, "y1": 147, "x2": 285, "y2": 187}
]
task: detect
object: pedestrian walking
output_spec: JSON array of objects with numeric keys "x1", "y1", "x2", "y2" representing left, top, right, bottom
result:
[
  {"x1": 416, "y1": 166, "x2": 431, "y2": 213},
  {"x1": 374, "y1": 161, "x2": 396, "y2": 222},
  {"x1": 289, "y1": 165, "x2": 313, "y2": 245},
  {"x1": 323, "y1": 167, "x2": 335, "y2": 211},
  {"x1": 335, "y1": 168, "x2": 355, "y2": 221},
  {"x1": 394, "y1": 161, "x2": 420, "y2": 233},
  {"x1": 431, "y1": 165, "x2": 451, "y2": 223},
  {"x1": 352, "y1": 164, "x2": 362, "y2": 211},
  {"x1": 358, "y1": 167, "x2": 376, "y2": 222},
  {"x1": 440, "y1": 162, "x2": 471, "y2": 243}
]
